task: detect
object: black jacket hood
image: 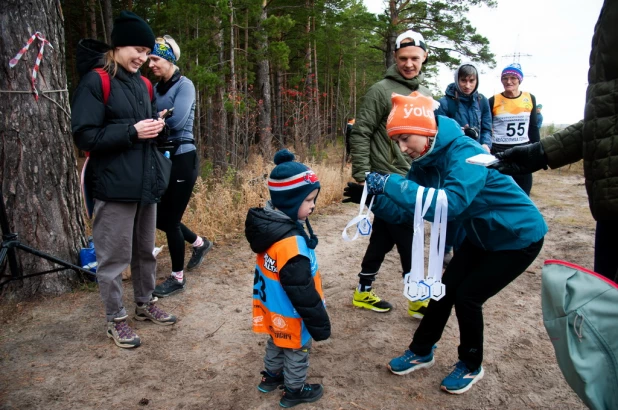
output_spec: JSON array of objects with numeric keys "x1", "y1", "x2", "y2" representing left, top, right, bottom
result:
[
  {"x1": 245, "y1": 206, "x2": 299, "y2": 254},
  {"x1": 76, "y1": 39, "x2": 111, "y2": 77}
]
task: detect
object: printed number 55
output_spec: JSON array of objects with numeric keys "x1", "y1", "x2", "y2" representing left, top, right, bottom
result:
[
  {"x1": 253, "y1": 269, "x2": 267, "y2": 302},
  {"x1": 506, "y1": 122, "x2": 525, "y2": 137}
]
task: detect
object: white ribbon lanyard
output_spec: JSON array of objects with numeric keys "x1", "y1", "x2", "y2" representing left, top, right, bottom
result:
[
  {"x1": 403, "y1": 187, "x2": 448, "y2": 302},
  {"x1": 342, "y1": 183, "x2": 375, "y2": 241}
]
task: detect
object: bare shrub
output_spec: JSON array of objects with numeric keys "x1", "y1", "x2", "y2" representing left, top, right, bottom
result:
[{"x1": 179, "y1": 145, "x2": 351, "y2": 244}]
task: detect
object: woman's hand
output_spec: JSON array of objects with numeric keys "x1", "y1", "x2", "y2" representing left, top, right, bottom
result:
[
  {"x1": 365, "y1": 172, "x2": 390, "y2": 195},
  {"x1": 482, "y1": 144, "x2": 490, "y2": 152},
  {"x1": 134, "y1": 118, "x2": 165, "y2": 139}
]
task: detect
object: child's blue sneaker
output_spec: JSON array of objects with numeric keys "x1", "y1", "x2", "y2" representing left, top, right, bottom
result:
[
  {"x1": 440, "y1": 361, "x2": 484, "y2": 394},
  {"x1": 388, "y1": 349, "x2": 435, "y2": 375}
]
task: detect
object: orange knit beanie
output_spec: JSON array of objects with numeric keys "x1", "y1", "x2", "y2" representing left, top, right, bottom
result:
[{"x1": 386, "y1": 92, "x2": 437, "y2": 138}]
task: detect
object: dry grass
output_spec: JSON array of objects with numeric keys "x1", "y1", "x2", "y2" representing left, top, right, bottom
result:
[
  {"x1": 548, "y1": 160, "x2": 584, "y2": 175},
  {"x1": 178, "y1": 144, "x2": 351, "y2": 244}
]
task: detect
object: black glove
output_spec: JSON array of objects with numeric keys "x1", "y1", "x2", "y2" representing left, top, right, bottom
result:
[
  {"x1": 490, "y1": 142, "x2": 548, "y2": 175},
  {"x1": 463, "y1": 127, "x2": 479, "y2": 140},
  {"x1": 342, "y1": 182, "x2": 373, "y2": 205}
]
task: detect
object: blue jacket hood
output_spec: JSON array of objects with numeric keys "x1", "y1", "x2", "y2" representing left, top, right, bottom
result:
[
  {"x1": 452, "y1": 62, "x2": 480, "y2": 95},
  {"x1": 436, "y1": 80, "x2": 493, "y2": 147},
  {"x1": 445, "y1": 82, "x2": 479, "y2": 102}
]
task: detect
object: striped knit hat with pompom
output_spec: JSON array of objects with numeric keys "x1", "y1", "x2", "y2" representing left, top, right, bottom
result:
[
  {"x1": 268, "y1": 149, "x2": 320, "y2": 222},
  {"x1": 501, "y1": 63, "x2": 524, "y2": 83}
]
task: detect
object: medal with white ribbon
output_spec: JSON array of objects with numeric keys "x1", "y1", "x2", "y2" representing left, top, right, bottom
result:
[
  {"x1": 403, "y1": 187, "x2": 448, "y2": 302},
  {"x1": 342, "y1": 183, "x2": 375, "y2": 241}
]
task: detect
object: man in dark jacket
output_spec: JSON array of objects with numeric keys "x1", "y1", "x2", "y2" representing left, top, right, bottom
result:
[
  {"x1": 345, "y1": 29, "x2": 432, "y2": 317},
  {"x1": 492, "y1": 0, "x2": 617, "y2": 283}
]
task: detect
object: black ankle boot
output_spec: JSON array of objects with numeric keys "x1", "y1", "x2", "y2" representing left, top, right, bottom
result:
[
  {"x1": 279, "y1": 383, "x2": 323, "y2": 408},
  {"x1": 257, "y1": 370, "x2": 284, "y2": 393}
]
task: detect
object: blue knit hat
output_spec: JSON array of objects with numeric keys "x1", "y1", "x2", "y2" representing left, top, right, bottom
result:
[
  {"x1": 501, "y1": 63, "x2": 524, "y2": 83},
  {"x1": 268, "y1": 150, "x2": 320, "y2": 221}
]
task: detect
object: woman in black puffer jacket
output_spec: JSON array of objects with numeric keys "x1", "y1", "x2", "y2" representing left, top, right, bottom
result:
[{"x1": 72, "y1": 11, "x2": 177, "y2": 349}]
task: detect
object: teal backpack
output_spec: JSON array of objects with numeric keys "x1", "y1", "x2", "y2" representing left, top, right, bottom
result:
[{"x1": 542, "y1": 260, "x2": 618, "y2": 410}]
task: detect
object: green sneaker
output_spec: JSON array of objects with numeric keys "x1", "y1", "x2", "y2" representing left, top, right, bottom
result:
[
  {"x1": 352, "y1": 289, "x2": 393, "y2": 312},
  {"x1": 408, "y1": 299, "x2": 429, "y2": 319}
]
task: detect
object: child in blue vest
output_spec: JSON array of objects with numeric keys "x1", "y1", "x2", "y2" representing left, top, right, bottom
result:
[
  {"x1": 245, "y1": 150, "x2": 330, "y2": 408},
  {"x1": 344, "y1": 92, "x2": 547, "y2": 394}
]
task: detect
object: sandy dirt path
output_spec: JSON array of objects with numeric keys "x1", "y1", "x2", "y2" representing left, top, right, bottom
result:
[{"x1": 0, "y1": 169, "x2": 593, "y2": 409}]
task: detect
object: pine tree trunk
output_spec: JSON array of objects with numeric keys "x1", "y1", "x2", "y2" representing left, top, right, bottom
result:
[
  {"x1": 102, "y1": 0, "x2": 113, "y2": 44},
  {"x1": 89, "y1": 0, "x2": 97, "y2": 38},
  {"x1": 243, "y1": 9, "x2": 250, "y2": 160},
  {"x1": 304, "y1": 0, "x2": 314, "y2": 149},
  {"x1": 274, "y1": 69, "x2": 283, "y2": 148},
  {"x1": 1, "y1": 0, "x2": 87, "y2": 298},
  {"x1": 385, "y1": 0, "x2": 400, "y2": 68},
  {"x1": 215, "y1": 26, "x2": 228, "y2": 171},
  {"x1": 313, "y1": 31, "x2": 321, "y2": 148},
  {"x1": 256, "y1": 0, "x2": 273, "y2": 158},
  {"x1": 229, "y1": 0, "x2": 239, "y2": 168}
]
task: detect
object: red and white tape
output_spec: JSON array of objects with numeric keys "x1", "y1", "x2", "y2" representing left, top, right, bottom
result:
[{"x1": 9, "y1": 32, "x2": 54, "y2": 100}]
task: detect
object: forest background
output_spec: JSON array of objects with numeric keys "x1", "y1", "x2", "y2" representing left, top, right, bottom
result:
[{"x1": 62, "y1": 0, "x2": 497, "y2": 168}]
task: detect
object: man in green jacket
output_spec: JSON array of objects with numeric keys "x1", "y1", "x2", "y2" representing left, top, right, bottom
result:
[
  {"x1": 492, "y1": 0, "x2": 617, "y2": 284},
  {"x1": 345, "y1": 29, "x2": 432, "y2": 317}
]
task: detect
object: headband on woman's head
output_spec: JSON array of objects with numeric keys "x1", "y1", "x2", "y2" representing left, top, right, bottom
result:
[{"x1": 152, "y1": 42, "x2": 177, "y2": 63}]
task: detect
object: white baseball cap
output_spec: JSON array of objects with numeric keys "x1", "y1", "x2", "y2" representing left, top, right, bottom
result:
[{"x1": 395, "y1": 30, "x2": 427, "y2": 51}]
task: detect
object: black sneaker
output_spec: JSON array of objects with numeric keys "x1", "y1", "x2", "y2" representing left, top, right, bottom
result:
[
  {"x1": 153, "y1": 276, "x2": 186, "y2": 298},
  {"x1": 279, "y1": 384, "x2": 324, "y2": 408},
  {"x1": 257, "y1": 370, "x2": 284, "y2": 393},
  {"x1": 186, "y1": 239, "x2": 213, "y2": 271}
]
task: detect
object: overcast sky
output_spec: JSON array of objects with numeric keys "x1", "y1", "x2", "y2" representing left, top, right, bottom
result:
[{"x1": 362, "y1": 0, "x2": 604, "y2": 126}]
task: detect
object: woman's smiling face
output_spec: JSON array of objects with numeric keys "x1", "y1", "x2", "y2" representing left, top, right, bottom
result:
[{"x1": 115, "y1": 46, "x2": 150, "y2": 73}]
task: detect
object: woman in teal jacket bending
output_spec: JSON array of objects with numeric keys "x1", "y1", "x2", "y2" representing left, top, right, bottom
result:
[{"x1": 343, "y1": 92, "x2": 547, "y2": 395}]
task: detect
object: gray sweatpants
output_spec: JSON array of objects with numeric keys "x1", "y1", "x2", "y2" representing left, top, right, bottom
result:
[
  {"x1": 93, "y1": 200, "x2": 157, "y2": 322},
  {"x1": 264, "y1": 337, "x2": 312, "y2": 390}
]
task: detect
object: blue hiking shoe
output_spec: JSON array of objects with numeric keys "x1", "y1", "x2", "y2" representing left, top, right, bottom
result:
[
  {"x1": 388, "y1": 349, "x2": 435, "y2": 375},
  {"x1": 440, "y1": 361, "x2": 484, "y2": 394}
]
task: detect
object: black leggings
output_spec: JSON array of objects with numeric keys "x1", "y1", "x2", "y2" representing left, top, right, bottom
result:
[
  {"x1": 156, "y1": 150, "x2": 199, "y2": 272},
  {"x1": 358, "y1": 216, "x2": 413, "y2": 283},
  {"x1": 492, "y1": 143, "x2": 533, "y2": 196},
  {"x1": 594, "y1": 220, "x2": 618, "y2": 282},
  {"x1": 409, "y1": 237, "x2": 544, "y2": 371}
]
